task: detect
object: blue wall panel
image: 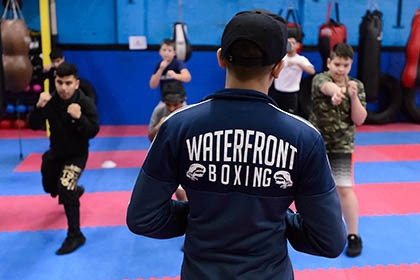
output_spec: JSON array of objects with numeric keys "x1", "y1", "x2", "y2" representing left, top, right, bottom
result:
[
  {"x1": 55, "y1": 0, "x2": 116, "y2": 44},
  {"x1": 64, "y1": 50, "x2": 225, "y2": 125},
  {"x1": 1, "y1": 1, "x2": 416, "y2": 125},
  {"x1": 62, "y1": 49, "x2": 405, "y2": 125},
  {"x1": 13, "y1": 1, "x2": 419, "y2": 46}
]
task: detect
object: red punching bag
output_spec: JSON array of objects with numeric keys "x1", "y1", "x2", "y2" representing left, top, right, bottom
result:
[
  {"x1": 318, "y1": 1, "x2": 347, "y2": 71},
  {"x1": 402, "y1": 8, "x2": 420, "y2": 88},
  {"x1": 279, "y1": 7, "x2": 304, "y2": 53}
]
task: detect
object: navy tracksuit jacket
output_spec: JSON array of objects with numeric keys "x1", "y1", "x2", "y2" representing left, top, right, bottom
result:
[{"x1": 127, "y1": 89, "x2": 346, "y2": 279}]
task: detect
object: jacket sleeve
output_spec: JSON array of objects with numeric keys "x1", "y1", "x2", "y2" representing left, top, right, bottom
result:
[
  {"x1": 286, "y1": 135, "x2": 347, "y2": 258},
  {"x1": 126, "y1": 168, "x2": 189, "y2": 239},
  {"x1": 27, "y1": 106, "x2": 46, "y2": 130},
  {"x1": 74, "y1": 97, "x2": 99, "y2": 139}
]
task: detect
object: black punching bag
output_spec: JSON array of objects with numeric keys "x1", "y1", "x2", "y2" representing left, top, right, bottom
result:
[{"x1": 358, "y1": 10, "x2": 383, "y2": 102}]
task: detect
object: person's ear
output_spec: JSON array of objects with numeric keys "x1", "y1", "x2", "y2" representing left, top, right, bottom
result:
[
  {"x1": 326, "y1": 57, "x2": 331, "y2": 69},
  {"x1": 271, "y1": 60, "x2": 284, "y2": 79},
  {"x1": 217, "y1": 48, "x2": 227, "y2": 69}
]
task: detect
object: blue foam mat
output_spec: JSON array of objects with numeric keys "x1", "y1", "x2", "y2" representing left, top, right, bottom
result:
[
  {"x1": 355, "y1": 132, "x2": 420, "y2": 146},
  {"x1": 1, "y1": 214, "x2": 419, "y2": 280},
  {"x1": 354, "y1": 161, "x2": 420, "y2": 184}
]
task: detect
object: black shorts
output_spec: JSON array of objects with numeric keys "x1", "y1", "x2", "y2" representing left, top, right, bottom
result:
[
  {"x1": 268, "y1": 87, "x2": 299, "y2": 114},
  {"x1": 41, "y1": 151, "x2": 88, "y2": 205}
]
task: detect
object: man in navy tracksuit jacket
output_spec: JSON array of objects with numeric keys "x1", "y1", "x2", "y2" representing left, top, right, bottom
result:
[{"x1": 127, "y1": 9, "x2": 346, "y2": 279}]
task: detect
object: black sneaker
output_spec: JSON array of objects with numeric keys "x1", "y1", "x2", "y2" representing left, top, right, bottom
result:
[
  {"x1": 346, "y1": 234, "x2": 362, "y2": 257},
  {"x1": 76, "y1": 185, "x2": 85, "y2": 198},
  {"x1": 56, "y1": 233, "x2": 86, "y2": 255}
]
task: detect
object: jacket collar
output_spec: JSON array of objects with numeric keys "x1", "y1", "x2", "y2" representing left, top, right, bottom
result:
[{"x1": 202, "y1": 88, "x2": 279, "y2": 107}]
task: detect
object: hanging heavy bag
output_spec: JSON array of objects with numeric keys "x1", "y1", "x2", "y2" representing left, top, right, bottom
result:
[
  {"x1": 173, "y1": 22, "x2": 192, "y2": 62},
  {"x1": 2, "y1": 55, "x2": 32, "y2": 93},
  {"x1": 402, "y1": 8, "x2": 420, "y2": 88},
  {"x1": 1, "y1": 18, "x2": 32, "y2": 93},
  {"x1": 318, "y1": 1, "x2": 347, "y2": 71},
  {"x1": 357, "y1": 10, "x2": 383, "y2": 102},
  {"x1": 280, "y1": 8, "x2": 304, "y2": 53},
  {"x1": 401, "y1": 8, "x2": 420, "y2": 123},
  {"x1": 1, "y1": 19, "x2": 30, "y2": 54}
]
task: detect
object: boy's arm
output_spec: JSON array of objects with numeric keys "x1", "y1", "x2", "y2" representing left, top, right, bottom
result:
[
  {"x1": 166, "y1": 68, "x2": 192, "y2": 83},
  {"x1": 149, "y1": 67, "x2": 164, "y2": 89},
  {"x1": 320, "y1": 81, "x2": 346, "y2": 105},
  {"x1": 348, "y1": 80, "x2": 367, "y2": 125},
  {"x1": 150, "y1": 60, "x2": 170, "y2": 89},
  {"x1": 300, "y1": 63, "x2": 315, "y2": 75},
  {"x1": 177, "y1": 68, "x2": 192, "y2": 83}
]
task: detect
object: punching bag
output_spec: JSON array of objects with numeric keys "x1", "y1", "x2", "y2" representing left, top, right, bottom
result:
[
  {"x1": 357, "y1": 10, "x2": 383, "y2": 102},
  {"x1": 402, "y1": 8, "x2": 420, "y2": 88},
  {"x1": 280, "y1": 8, "x2": 303, "y2": 53},
  {"x1": 1, "y1": 0, "x2": 32, "y2": 94},
  {"x1": 1, "y1": 19, "x2": 32, "y2": 93},
  {"x1": 318, "y1": 1, "x2": 347, "y2": 71},
  {"x1": 401, "y1": 8, "x2": 420, "y2": 123},
  {"x1": 173, "y1": 22, "x2": 192, "y2": 62}
]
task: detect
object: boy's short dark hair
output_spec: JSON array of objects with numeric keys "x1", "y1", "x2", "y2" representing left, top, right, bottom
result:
[
  {"x1": 161, "y1": 81, "x2": 186, "y2": 102},
  {"x1": 163, "y1": 93, "x2": 186, "y2": 103},
  {"x1": 55, "y1": 62, "x2": 79, "y2": 79},
  {"x1": 50, "y1": 48, "x2": 64, "y2": 60},
  {"x1": 161, "y1": 38, "x2": 175, "y2": 49},
  {"x1": 331, "y1": 43, "x2": 354, "y2": 59}
]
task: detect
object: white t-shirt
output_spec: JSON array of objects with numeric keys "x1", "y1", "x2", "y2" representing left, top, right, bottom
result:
[{"x1": 274, "y1": 54, "x2": 313, "y2": 92}]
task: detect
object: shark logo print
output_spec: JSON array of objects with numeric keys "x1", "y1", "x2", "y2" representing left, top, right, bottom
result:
[
  {"x1": 186, "y1": 163, "x2": 206, "y2": 181},
  {"x1": 273, "y1": 170, "x2": 293, "y2": 189}
]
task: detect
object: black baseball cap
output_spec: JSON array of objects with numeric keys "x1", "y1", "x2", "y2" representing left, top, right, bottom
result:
[{"x1": 221, "y1": 9, "x2": 288, "y2": 66}]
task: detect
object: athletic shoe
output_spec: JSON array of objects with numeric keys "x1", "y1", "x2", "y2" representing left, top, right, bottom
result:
[
  {"x1": 56, "y1": 233, "x2": 86, "y2": 255},
  {"x1": 346, "y1": 234, "x2": 362, "y2": 257},
  {"x1": 76, "y1": 185, "x2": 85, "y2": 198}
]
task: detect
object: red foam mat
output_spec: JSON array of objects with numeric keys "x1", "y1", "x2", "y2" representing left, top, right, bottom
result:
[
  {"x1": 295, "y1": 264, "x2": 420, "y2": 280},
  {"x1": 354, "y1": 144, "x2": 420, "y2": 162},
  {"x1": 0, "y1": 125, "x2": 148, "y2": 139},
  {"x1": 1, "y1": 182, "x2": 418, "y2": 232},
  {"x1": 0, "y1": 191, "x2": 178, "y2": 232},
  {"x1": 355, "y1": 182, "x2": 420, "y2": 216},
  {"x1": 0, "y1": 191, "x2": 131, "y2": 232},
  {"x1": 14, "y1": 150, "x2": 147, "y2": 172},
  {"x1": 0, "y1": 128, "x2": 47, "y2": 139},
  {"x1": 357, "y1": 123, "x2": 420, "y2": 132}
]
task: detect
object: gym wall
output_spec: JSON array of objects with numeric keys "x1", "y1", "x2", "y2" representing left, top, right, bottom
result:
[{"x1": 3, "y1": 0, "x2": 417, "y2": 125}]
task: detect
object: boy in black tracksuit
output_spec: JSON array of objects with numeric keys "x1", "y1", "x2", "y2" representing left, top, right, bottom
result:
[{"x1": 28, "y1": 62, "x2": 99, "y2": 255}]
